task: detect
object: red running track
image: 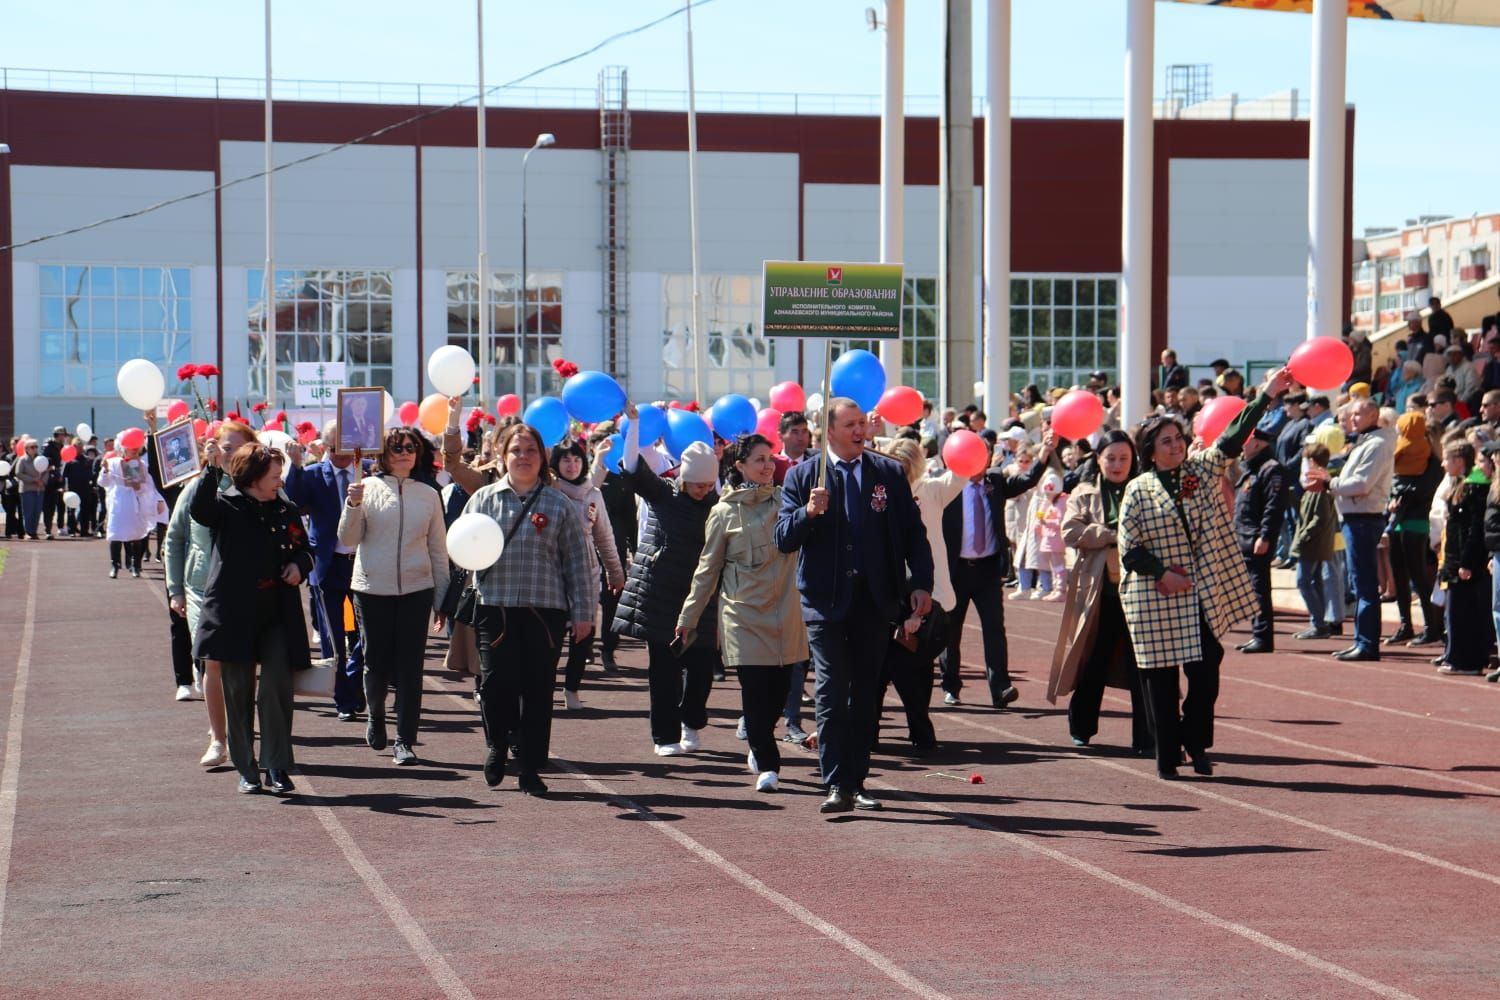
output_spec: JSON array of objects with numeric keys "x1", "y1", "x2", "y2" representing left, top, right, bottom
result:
[{"x1": 0, "y1": 539, "x2": 1495, "y2": 998}]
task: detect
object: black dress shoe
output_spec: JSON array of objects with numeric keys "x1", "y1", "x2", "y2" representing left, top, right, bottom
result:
[
  {"x1": 1157, "y1": 767, "x2": 1180, "y2": 780},
  {"x1": 852, "y1": 790, "x2": 883, "y2": 811},
  {"x1": 108, "y1": 567, "x2": 118, "y2": 579},
  {"x1": 1385, "y1": 624, "x2": 1416, "y2": 644},
  {"x1": 1187, "y1": 751, "x2": 1213, "y2": 776},
  {"x1": 366, "y1": 717, "x2": 387, "y2": 751},
  {"x1": 599, "y1": 655, "x2": 618, "y2": 673},
  {"x1": 265, "y1": 770, "x2": 295, "y2": 794},
  {"x1": 1293, "y1": 626, "x2": 1330, "y2": 640},
  {"x1": 238, "y1": 776, "x2": 262, "y2": 794},
  {"x1": 1238, "y1": 639, "x2": 1274, "y2": 654},
  {"x1": 517, "y1": 773, "x2": 548, "y2": 797},
  {"x1": 1408, "y1": 630, "x2": 1444, "y2": 647},
  {"x1": 1334, "y1": 647, "x2": 1380, "y2": 662},
  {"x1": 993, "y1": 685, "x2": 1019, "y2": 709},
  {"x1": 483, "y1": 747, "x2": 506, "y2": 787},
  {"x1": 1331, "y1": 645, "x2": 1361, "y2": 658},
  {"x1": 819, "y1": 788, "x2": 852, "y2": 814},
  {"x1": 1431, "y1": 655, "x2": 1449, "y2": 667}
]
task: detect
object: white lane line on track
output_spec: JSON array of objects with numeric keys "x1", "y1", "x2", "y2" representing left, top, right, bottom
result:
[
  {"x1": 943, "y1": 712, "x2": 1500, "y2": 888},
  {"x1": 983, "y1": 623, "x2": 1500, "y2": 732},
  {"x1": 426, "y1": 682, "x2": 951, "y2": 1000},
  {"x1": 0, "y1": 554, "x2": 38, "y2": 952},
  {"x1": 867, "y1": 776, "x2": 1418, "y2": 1000},
  {"x1": 142, "y1": 586, "x2": 475, "y2": 1000}
]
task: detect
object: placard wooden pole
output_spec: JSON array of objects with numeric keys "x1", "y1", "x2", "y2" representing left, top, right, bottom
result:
[{"x1": 818, "y1": 339, "x2": 832, "y2": 490}]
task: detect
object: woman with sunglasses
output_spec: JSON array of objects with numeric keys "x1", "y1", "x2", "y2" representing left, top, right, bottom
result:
[
  {"x1": 338, "y1": 426, "x2": 451, "y2": 765},
  {"x1": 1119, "y1": 366, "x2": 1293, "y2": 780}
]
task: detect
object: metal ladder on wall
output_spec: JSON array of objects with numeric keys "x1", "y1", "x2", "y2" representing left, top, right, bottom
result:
[{"x1": 598, "y1": 66, "x2": 631, "y2": 382}]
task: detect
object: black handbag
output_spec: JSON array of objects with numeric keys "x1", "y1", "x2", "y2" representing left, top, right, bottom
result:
[{"x1": 448, "y1": 488, "x2": 542, "y2": 626}]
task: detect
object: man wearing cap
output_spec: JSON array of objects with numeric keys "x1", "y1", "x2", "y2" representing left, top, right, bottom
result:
[{"x1": 1232, "y1": 427, "x2": 1288, "y2": 654}]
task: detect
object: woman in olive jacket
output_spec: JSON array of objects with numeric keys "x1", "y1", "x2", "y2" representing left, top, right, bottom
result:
[
  {"x1": 677, "y1": 434, "x2": 808, "y2": 792},
  {"x1": 191, "y1": 442, "x2": 314, "y2": 795},
  {"x1": 1436, "y1": 439, "x2": 1492, "y2": 675}
]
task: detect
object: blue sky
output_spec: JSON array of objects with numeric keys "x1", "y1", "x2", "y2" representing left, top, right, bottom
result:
[{"x1": 2, "y1": 0, "x2": 1495, "y2": 232}]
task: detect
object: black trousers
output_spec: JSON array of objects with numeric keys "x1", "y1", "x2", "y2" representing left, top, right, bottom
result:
[
  {"x1": 1068, "y1": 582, "x2": 1151, "y2": 749},
  {"x1": 41, "y1": 488, "x2": 63, "y2": 534},
  {"x1": 562, "y1": 630, "x2": 597, "y2": 692},
  {"x1": 1443, "y1": 575, "x2": 1494, "y2": 672},
  {"x1": 355, "y1": 590, "x2": 434, "y2": 746},
  {"x1": 645, "y1": 639, "x2": 714, "y2": 746},
  {"x1": 74, "y1": 492, "x2": 99, "y2": 536},
  {"x1": 877, "y1": 642, "x2": 936, "y2": 748},
  {"x1": 1139, "y1": 615, "x2": 1223, "y2": 773},
  {"x1": 738, "y1": 665, "x2": 793, "y2": 773},
  {"x1": 1388, "y1": 529, "x2": 1440, "y2": 634},
  {"x1": 475, "y1": 605, "x2": 567, "y2": 776},
  {"x1": 806, "y1": 586, "x2": 892, "y2": 792},
  {"x1": 938, "y1": 554, "x2": 1010, "y2": 700},
  {"x1": 168, "y1": 596, "x2": 194, "y2": 687},
  {"x1": 1244, "y1": 552, "x2": 1275, "y2": 645},
  {"x1": 220, "y1": 621, "x2": 295, "y2": 781},
  {"x1": 109, "y1": 539, "x2": 146, "y2": 571},
  {"x1": 598, "y1": 582, "x2": 622, "y2": 658},
  {"x1": 2, "y1": 492, "x2": 22, "y2": 538}
]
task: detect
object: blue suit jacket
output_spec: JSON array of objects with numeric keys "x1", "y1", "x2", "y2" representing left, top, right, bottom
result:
[
  {"x1": 284, "y1": 460, "x2": 361, "y2": 587},
  {"x1": 775, "y1": 450, "x2": 934, "y2": 623}
]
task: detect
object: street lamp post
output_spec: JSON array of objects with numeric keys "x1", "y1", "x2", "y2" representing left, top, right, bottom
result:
[{"x1": 519, "y1": 132, "x2": 556, "y2": 399}]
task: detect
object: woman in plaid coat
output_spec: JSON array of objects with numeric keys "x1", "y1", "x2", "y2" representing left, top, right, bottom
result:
[{"x1": 1119, "y1": 366, "x2": 1294, "y2": 779}]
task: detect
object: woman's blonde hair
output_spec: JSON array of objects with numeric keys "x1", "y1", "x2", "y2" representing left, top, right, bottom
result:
[{"x1": 884, "y1": 438, "x2": 925, "y2": 484}]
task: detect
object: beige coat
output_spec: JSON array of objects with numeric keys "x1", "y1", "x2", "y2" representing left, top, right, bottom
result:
[
  {"x1": 912, "y1": 469, "x2": 968, "y2": 611},
  {"x1": 677, "y1": 484, "x2": 808, "y2": 667},
  {"x1": 336, "y1": 474, "x2": 450, "y2": 607},
  {"x1": 1046, "y1": 484, "x2": 1121, "y2": 702}
]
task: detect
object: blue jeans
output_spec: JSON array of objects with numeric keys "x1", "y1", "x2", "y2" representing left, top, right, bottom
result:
[
  {"x1": 1295, "y1": 558, "x2": 1328, "y2": 628},
  {"x1": 782, "y1": 660, "x2": 809, "y2": 730},
  {"x1": 1490, "y1": 555, "x2": 1500, "y2": 649},
  {"x1": 1342, "y1": 516, "x2": 1385, "y2": 654},
  {"x1": 19, "y1": 491, "x2": 42, "y2": 537}
]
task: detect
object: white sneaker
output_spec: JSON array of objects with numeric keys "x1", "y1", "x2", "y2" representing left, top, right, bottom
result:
[
  {"x1": 199, "y1": 741, "x2": 226, "y2": 767},
  {"x1": 680, "y1": 726, "x2": 702, "y2": 751},
  {"x1": 563, "y1": 690, "x2": 583, "y2": 711},
  {"x1": 175, "y1": 684, "x2": 195, "y2": 702},
  {"x1": 654, "y1": 742, "x2": 685, "y2": 756},
  {"x1": 747, "y1": 749, "x2": 760, "y2": 774},
  {"x1": 311, "y1": 656, "x2": 337, "y2": 670},
  {"x1": 1027, "y1": 590, "x2": 1042, "y2": 600},
  {"x1": 1008, "y1": 589, "x2": 1031, "y2": 601},
  {"x1": 755, "y1": 771, "x2": 779, "y2": 792}
]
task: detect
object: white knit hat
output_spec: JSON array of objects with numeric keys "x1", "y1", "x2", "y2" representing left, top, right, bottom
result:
[{"x1": 678, "y1": 441, "x2": 718, "y2": 484}]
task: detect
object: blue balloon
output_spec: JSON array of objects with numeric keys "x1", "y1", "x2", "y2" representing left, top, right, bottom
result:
[
  {"x1": 830, "y1": 348, "x2": 887, "y2": 412},
  {"x1": 663, "y1": 407, "x2": 713, "y2": 460},
  {"x1": 620, "y1": 404, "x2": 668, "y2": 447},
  {"x1": 561, "y1": 370, "x2": 627, "y2": 424},
  {"x1": 604, "y1": 432, "x2": 626, "y2": 473},
  {"x1": 708, "y1": 394, "x2": 757, "y2": 439},
  {"x1": 523, "y1": 396, "x2": 570, "y2": 448}
]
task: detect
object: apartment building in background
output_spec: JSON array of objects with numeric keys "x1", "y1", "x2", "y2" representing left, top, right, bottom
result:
[{"x1": 1351, "y1": 213, "x2": 1499, "y2": 335}]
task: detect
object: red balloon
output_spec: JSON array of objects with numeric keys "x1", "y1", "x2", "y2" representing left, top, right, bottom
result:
[
  {"x1": 118, "y1": 427, "x2": 147, "y2": 451},
  {"x1": 166, "y1": 399, "x2": 190, "y2": 423},
  {"x1": 768, "y1": 381, "x2": 806, "y2": 414},
  {"x1": 1051, "y1": 390, "x2": 1105, "y2": 441},
  {"x1": 12, "y1": 440, "x2": 23, "y2": 457},
  {"x1": 397, "y1": 401, "x2": 420, "y2": 426},
  {"x1": 1287, "y1": 337, "x2": 1354, "y2": 388},
  {"x1": 60, "y1": 445, "x2": 79, "y2": 463},
  {"x1": 755, "y1": 407, "x2": 783, "y2": 452},
  {"x1": 192, "y1": 418, "x2": 208, "y2": 440},
  {"x1": 496, "y1": 394, "x2": 522, "y2": 418},
  {"x1": 1193, "y1": 396, "x2": 1247, "y2": 444},
  {"x1": 943, "y1": 429, "x2": 990, "y2": 478},
  {"x1": 877, "y1": 386, "x2": 925, "y2": 427}
]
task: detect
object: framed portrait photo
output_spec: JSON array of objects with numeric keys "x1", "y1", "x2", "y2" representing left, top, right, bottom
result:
[
  {"x1": 155, "y1": 419, "x2": 203, "y2": 488},
  {"x1": 336, "y1": 386, "x2": 386, "y2": 455}
]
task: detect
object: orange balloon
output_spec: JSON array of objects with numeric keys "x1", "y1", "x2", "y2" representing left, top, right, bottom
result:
[{"x1": 418, "y1": 393, "x2": 449, "y2": 436}]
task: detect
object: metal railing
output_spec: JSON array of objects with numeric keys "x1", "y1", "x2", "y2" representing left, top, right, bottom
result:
[{"x1": 0, "y1": 67, "x2": 1303, "y2": 120}]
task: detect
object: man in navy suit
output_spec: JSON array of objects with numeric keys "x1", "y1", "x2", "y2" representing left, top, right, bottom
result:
[
  {"x1": 776, "y1": 397, "x2": 934, "y2": 814},
  {"x1": 284, "y1": 420, "x2": 367, "y2": 720},
  {"x1": 938, "y1": 430, "x2": 1054, "y2": 708}
]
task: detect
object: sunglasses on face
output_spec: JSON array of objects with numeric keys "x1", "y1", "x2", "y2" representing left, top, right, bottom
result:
[{"x1": 386, "y1": 442, "x2": 419, "y2": 455}]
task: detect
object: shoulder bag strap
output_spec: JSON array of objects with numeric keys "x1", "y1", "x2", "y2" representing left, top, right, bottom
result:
[{"x1": 473, "y1": 486, "x2": 544, "y2": 589}]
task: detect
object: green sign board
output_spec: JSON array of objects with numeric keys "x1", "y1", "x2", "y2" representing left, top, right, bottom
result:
[{"x1": 761, "y1": 261, "x2": 903, "y2": 339}]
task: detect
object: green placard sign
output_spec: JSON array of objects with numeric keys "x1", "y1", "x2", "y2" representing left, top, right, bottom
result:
[{"x1": 761, "y1": 261, "x2": 903, "y2": 338}]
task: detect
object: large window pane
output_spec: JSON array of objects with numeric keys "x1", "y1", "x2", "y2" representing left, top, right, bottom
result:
[
  {"x1": 1005, "y1": 273, "x2": 1121, "y2": 395},
  {"x1": 660, "y1": 274, "x2": 776, "y2": 401},
  {"x1": 248, "y1": 268, "x2": 396, "y2": 397}
]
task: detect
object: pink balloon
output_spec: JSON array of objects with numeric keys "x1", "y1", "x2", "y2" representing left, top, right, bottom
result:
[
  {"x1": 1287, "y1": 337, "x2": 1354, "y2": 388},
  {"x1": 755, "y1": 407, "x2": 783, "y2": 452},
  {"x1": 1051, "y1": 390, "x2": 1105, "y2": 441},
  {"x1": 118, "y1": 427, "x2": 146, "y2": 451},
  {"x1": 397, "y1": 401, "x2": 420, "y2": 426},
  {"x1": 1193, "y1": 395, "x2": 1247, "y2": 444},
  {"x1": 768, "y1": 381, "x2": 806, "y2": 414},
  {"x1": 166, "y1": 399, "x2": 190, "y2": 423},
  {"x1": 496, "y1": 393, "x2": 522, "y2": 418},
  {"x1": 877, "y1": 386, "x2": 925, "y2": 427},
  {"x1": 943, "y1": 429, "x2": 989, "y2": 478}
]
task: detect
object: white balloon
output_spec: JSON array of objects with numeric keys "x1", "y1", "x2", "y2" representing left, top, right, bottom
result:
[
  {"x1": 76, "y1": 422, "x2": 93, "y2": 442},
  {"x1": 117, "y1": 358, "x2": 166, "y2": 411},
  {"x1": 32, "y1": 456, "x2": 49, "y2": 473},
  {"x1": 805, "y1": 392, "x2": 825, "y2": 414},
  {"x1": 427, "y1": 345, "x2": 477, "y2": 397},
  {"x1": 63, "y1": 491, "x2": 81, "y2": 510},
  {"x1": 0, "y1": 461, "x2": 12, "y2": 476},
  {"x1": 446, "y1": 512, "x2": 505, "y2": 571},
  {"x1": 382, "y1": 391, "x2": 397, "y2": 428},
  {"x1": 748, "y1": 397, "x2": 762, "y2": 413},
  {"x1": 260, "y1": 430, "x2": 295, "y2": 461},
  {"x1": 973, "y1": 380, "x2": 986, "y2": 401}
]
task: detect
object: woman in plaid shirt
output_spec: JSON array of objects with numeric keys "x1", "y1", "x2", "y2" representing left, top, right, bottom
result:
[{"x1": 461, "y1": 423, "x2": 597, "y2": 798}]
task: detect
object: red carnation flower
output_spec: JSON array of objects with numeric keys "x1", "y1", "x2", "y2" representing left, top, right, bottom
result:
[
  {"x1": 275, "y1": 410, "x2": 288, "y2": 425},
  {"x1": 196, "y1": 364, "x2": 221, "y2": 378},
  {"x1": 176, "y1": 363, "x2": 197, "y2": 382},
  {"x1": 684, "y1": 401, "x2": 701, "y2": 413},
  {"x1": 204, "y1": 399, "x2": 218, "y2": 412},
  {"x1": 251, "y1": 402, "x2": 269, "y2": 413},
  {"x1": 226, "y1": 411, "x2": 245, "y2": 422},
  {"x1": 296, "y1": 421, "x2": 315, "y2": 434},
  {"x1": 472, "y1": 375, "x2": 480, "y2": 385},
  {"x1": 465, "y1": 411, "x2": 483, "y2": 433},
  {"x1": 551, "y1": 358, "x2": 579, "y2": 379}
]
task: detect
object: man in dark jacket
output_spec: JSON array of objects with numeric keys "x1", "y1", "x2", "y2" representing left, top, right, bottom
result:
[
  {"x1": 41, "y1": 426, "x2": 68, "y2": 538},
  {"x1": 777, "y1": 398, "x2": 933, "y2": 814},
  {"x1": 1157, "y1": 349, "x2": 1188, "y2": 391},
  {"x1": 594, "y1": 434, "x2": 637, "y2": 671},
  {"x1": 1272, "y1": 395, "x2": 1310, "y2": 566},
  {"x1": 1234, "y1": 428, "x2": 1288, "y2": 654}
]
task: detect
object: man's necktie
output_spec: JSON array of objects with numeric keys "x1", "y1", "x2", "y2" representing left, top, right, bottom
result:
[
  {"x1": 839, "y1": 461, "x2": 862, "y2": 538},
  {"x1": 972, "y1": 484, "x2": 988, "y2": 554}
]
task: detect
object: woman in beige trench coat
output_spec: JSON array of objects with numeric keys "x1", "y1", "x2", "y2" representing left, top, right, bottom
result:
[{"x1": 1045, "y1": 430, "x2": 1151, "y2": 753}]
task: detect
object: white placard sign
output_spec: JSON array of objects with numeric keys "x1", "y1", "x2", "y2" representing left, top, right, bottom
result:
[{"x1": 293, "y1": 362, "x2": 347, "y2": 407}]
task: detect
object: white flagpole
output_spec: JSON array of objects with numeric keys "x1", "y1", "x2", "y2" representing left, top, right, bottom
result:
[
  {"x1": 685, "y1": 0, "x2": 706, "y2": 405},
  {"x1": 476, "y1": 0, "x2": 492, "y2": 403},
  {"x1": 263, "y1": 0, "x2": 276, "y2": 406}
]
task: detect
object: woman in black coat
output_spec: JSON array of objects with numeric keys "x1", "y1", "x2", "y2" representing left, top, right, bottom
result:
[
  {"x1": 1436, "y1": 440, "x2": 1493, "y2": 675},
  {"x1": 191, "y1": 441, "x2": 314, "y2": 795},
  {"x1": 611, "y1": 402, "x2": 719, "y2": 756}
]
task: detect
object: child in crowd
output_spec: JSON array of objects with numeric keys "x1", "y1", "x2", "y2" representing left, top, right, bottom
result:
[{"x1": 1291, "y1": 442, "x2": 1337, "y2": 639}]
